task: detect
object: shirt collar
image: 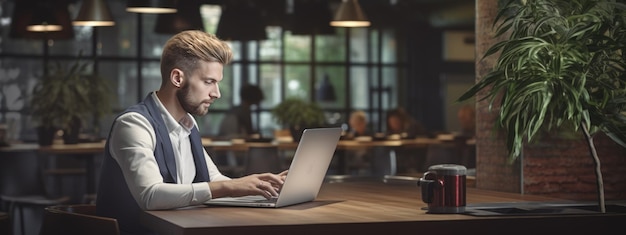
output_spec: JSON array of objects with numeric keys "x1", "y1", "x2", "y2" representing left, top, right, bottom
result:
[{"x1": 150, "y1": 92, "x2": 195, "y2": 133}]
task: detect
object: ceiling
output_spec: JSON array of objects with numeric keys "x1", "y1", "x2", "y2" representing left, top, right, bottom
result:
[{"x1": 180, "y1": 0, "x2": 475, "y2": 29}]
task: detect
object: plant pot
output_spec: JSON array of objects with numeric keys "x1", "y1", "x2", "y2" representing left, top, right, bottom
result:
[
  {"x1": 62, "y1": 118, "x2": 82, "y2": 144},
  {"x1": 37, "y1": 126, "x2": 57, "y2": 146}
]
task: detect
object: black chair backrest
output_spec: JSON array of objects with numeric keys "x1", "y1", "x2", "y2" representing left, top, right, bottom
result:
[{"x1": 39, "y1": 204, "x2": 120, "y2": 235}]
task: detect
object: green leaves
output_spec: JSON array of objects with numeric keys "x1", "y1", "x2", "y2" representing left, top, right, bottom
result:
[
  {"x1": 271, "y1": 98, "x2": 326, "y2": 128},
  {"x1": 460, "y1": 0, "x2": 626, "y2": 161},
  {"x1": 30, "y1": 53, "x2": 113, "y2": 132}
]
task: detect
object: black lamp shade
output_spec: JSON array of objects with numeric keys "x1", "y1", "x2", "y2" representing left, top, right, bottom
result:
[
  {"x1": 154, "y1": 2, "x2": 204, "y2": 34},
  {"x1": 127, "y1": 0, "x2": 177, "y2": 14},
  {"x1": 330, "y1": 0, "x2": 370, "y2": 27},
  {"x1": 73, "y1": 0, "x2": 116, "y2": 26},
  {"x1": 10, "y1": 0, "x2": 75, "y2": 39},
  {"x1": 216, "y1": 1, "x2": 267, "y2": 41},
  {"x1": 285, "y1": 0, "x2": 335, "y2": 35}
]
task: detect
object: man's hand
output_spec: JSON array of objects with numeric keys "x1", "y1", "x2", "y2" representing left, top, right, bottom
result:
[{"x1": 209, "y1": 170, "x2": 288, "y2": 199}]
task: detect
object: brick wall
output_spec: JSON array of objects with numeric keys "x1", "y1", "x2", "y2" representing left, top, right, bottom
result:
[
  {"x1": 524, "y1": 134, "x2": 626, "y2": 200},
  {"x1": 475, "y1": 0, "x2": 522, "y2": 193}
]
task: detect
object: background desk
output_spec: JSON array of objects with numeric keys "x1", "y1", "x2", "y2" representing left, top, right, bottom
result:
[
  {"x1": 0, "y1": 142, "x2": 105, "y2": 201},
  {"x1": 140, "y1": 181, "x2": 624, "y2": 235},
  {"x1": 203, "y1": 138, "x2": 448, "y2": 176},
  {"x1": 38, "y1": 142, "x2": 105, "y2": 196}
]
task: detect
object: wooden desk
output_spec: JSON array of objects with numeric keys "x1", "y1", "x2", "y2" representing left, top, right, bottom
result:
[
  {"x1": 203, "y1": 138, "x2": 444, "y2": 174},
  {"x1": 37, "y1": 142, "x2": 106, "y2": 195},
  {"x1": 0, "y1": 142, "x2": 108, "y2": 195},
  {"x1": 140, "y1": 181, "x2": 624, "y2": 235},
  {"x1": 202, "y1": 137, "x2": 442, "y2": 151}
]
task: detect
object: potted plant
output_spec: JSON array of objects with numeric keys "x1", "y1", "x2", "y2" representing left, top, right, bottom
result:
[
  {"x1": 459, "y1": 0, "x2": 626, "y2": 212},
  {"x1": 271, "y1": 98, "x2": 326, "y2": 141},
  {"x1": 30, "y1": 53, "x2": 113, "y2": 145}
]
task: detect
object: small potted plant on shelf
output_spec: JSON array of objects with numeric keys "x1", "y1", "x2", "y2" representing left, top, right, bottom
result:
[
  {"x1": 271, "y1": 98, "x2": 326, "y2": 141},
  {"x1": 30, "y1": 52, "x2": 113, "y2": 145}
]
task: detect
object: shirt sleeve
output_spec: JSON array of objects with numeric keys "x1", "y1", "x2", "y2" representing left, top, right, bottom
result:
[{"x1": 109, "y1": 112, "x2": 226, "y2": 210}]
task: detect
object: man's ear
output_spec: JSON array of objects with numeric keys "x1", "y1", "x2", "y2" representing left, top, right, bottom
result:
[{"x1": 170, "y1": 69, "x2": 184, "y2": 88}]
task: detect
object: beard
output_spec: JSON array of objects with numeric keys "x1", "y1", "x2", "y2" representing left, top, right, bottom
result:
[{"x1": 176, "y1": 82, "x2": 210, "y2": 116}]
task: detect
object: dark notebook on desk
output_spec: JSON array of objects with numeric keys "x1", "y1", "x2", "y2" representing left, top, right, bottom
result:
[{"x1": 204, "y1": 127, "x2": 342, "y2": 208}]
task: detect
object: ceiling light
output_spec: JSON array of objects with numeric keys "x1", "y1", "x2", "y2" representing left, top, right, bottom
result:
[
  {"x1": 216, "y1": 1, "x2": 267, "y2": 41},
  {"x1": 73, "y1": 0, "x2": 116, "y2": 27},
  {"x1": 154, "y1": 2, "x2": 204, "y2": 34},
  {"x1": 27, "y1": 2, "x2": 63, "y2": 32},
  {"x1": 126, "y1": 0, "x2": 177, "y2": 14},
  {"x1": 330, "y1": 0, "x2": 370, "y2": 27},
  {"x1": 10, "y1": 0, "x2": 74, "y2": 39}
]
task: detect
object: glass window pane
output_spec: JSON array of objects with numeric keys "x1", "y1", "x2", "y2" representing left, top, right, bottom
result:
[
  {"x1": 284, "y1": 33, "x2": 311, "y2": 62},
  {"x1": 259, "y1": 64, "x2": 281, "y2": 107},
  {"x1": 215, "y1": 65, "x2": 234, "y2": 110},
  {"x1": 382, "y1": 66, "x2": 398, "y2": 110},
  {"x1": 315, "y1": 30, "x2": 345, "y2": 62},
  {"x1": 350, "y1": 28, "x2": 368, "y2": 63},
  {"x1": 284, "y1": 65, "x2": 310, "y2": 99},
  {"x1": 0, "y1": 38, "x2": 44, "y2": 55},
  {"x1": 246, "y1": 41, "x2": 258, "y2": 61},
  {"x1": 48, "y1": 27, "x2": 92, "y2": 56},
  {"x1": 0, "y1": 58, "x2": 39, "y2": 141},
  {"x1": 230, "y1": 41, "x2": 242, "y2": 61},
  {"x1": 370, "y1": 29, "x2": 380, "y2": 63},
  {"x1": 99, "y1": 0, "x2": 136, "y2": 57},
  {"x1": 350, "y1": 67, "x2": 369, "y2": 109},
  {"x1": 141, "y1": 62, "x2": 162, "y2": 97},
  {"x1": 99, "y1": 61, "x2": 140, "y2": 109},
  {"x1": 245, "y1": 62, "x2": 258, "y2": 84},
  {"x1": 258, "y1": 112, "x2": 275, "y2": 137},
  {"x1": 141, "y1": 14, "x2": 171, "y2": 58},
  {"x1": 260, "y1": 26, "x2": 282, "y2": 61},
  {"x1": 382, "y1": 29, "x2": 397, "y2": 63},
  {"x1": 196, "y1": 113, "x2": 225, "y2": 137},
  {"x1": 315, "y1": 66, "x2": 345, "y2": 108}
]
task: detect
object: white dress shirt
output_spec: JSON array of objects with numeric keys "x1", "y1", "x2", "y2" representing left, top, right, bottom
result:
[{"x1": 108, "y1": 92, "x2": 230, "y2": 210}]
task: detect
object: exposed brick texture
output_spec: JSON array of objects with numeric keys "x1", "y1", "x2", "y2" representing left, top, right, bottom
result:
[{"x1": 524, "y1": 134, "x2": 626, "y2": 200}]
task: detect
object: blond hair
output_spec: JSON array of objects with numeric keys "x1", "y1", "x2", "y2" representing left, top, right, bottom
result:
[
  {"x1": 160, "y1": 30, "x2": 233, "y2": 81},
  {"x1": 350, "y1": 110, "x2": 367, "y2": 123}
]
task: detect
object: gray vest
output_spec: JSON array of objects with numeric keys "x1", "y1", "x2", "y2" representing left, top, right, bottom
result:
[{"x1": 96, "y1": 94, "x2": 210, "y2": 235}]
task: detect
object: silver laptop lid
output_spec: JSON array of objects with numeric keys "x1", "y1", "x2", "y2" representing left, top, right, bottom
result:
[{"x1": 274, "y1": 127, "x2": 341, "y2": 207}]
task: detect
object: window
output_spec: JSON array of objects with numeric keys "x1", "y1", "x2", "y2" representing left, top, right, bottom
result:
[{"x1": 0, "y1": 1, "x2": 405, "y2": 141}]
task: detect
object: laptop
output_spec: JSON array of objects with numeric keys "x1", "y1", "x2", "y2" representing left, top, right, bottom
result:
[{"x1": 204, "y1": 127, "x2": 342, "y2": 208}]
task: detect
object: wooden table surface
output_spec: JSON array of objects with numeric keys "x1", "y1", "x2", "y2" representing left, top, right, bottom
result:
[
  {"x1": 203, "y1": 137, "x2": 448, "y2": 152},
  {"x1": 1, "y1": 137, "x2": 447, "y2": 153},
  {"x1": 140, "y1": 181, "x2": 624, "y2": 235}
]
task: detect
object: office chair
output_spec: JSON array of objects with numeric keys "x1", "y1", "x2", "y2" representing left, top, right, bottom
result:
[{"x1": 39, "y1": 204, "x2": 119, "y2": 235}]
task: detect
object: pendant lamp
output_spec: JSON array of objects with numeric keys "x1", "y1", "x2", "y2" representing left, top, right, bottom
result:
[
  {"x1": 216, "y1": 1, "x2": 267, "y2": 41},
  {"x1": 330, "y1": 0, "x2": 370, "y2": 27},
  {"x1": 127, "y1": 0, "x2": 177, "y2": 14},
  {"x1": 73, "y1": 0, "x2": 116, "y2": 26},
  {"x1": 286, "y1": 0, "x2": 335, "y2": 35},
  {"x1": 154, "y1": 2, "x2": 204, "y2": 34},
  {"x1": 10, "y1": 0, "x2": 74, "y2": 39},
  {"x1": 27, "y1": 1, "x2": 63, "y2": 32}
]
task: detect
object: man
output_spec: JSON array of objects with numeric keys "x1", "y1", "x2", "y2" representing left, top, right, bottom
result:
[
  {"x1": 347, "y1": 110, "x2": 371, "y2": 138},
  {"x1": 96, "y1": 30, "x2": 286, "y2": 235}
]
